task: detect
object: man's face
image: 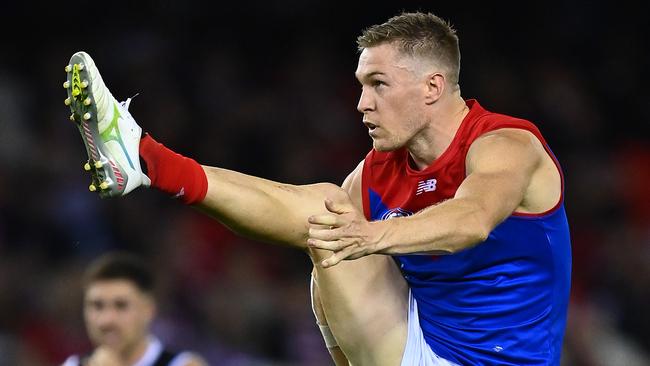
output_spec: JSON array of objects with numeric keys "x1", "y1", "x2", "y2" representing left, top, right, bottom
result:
[
  {"x1": 355, "y1": 43, "x2": 430, "y2": 152},
  {"x1": 84, "y1": 280, "x2": 154, "y2": 354}
]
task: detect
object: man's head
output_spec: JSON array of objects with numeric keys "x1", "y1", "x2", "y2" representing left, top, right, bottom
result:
[
  {"x1": 355, "y1": 12, "x2": 462, "y2": 152},
  {"x1": 357, "y1": 12, "x2": 460, "y2": 86},
  {"x1": 82, "y1": 252, "x2": 156, "y2": 355}
]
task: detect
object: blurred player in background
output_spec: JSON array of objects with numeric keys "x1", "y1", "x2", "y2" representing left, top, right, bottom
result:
[
  {"x1": 61, "y1": 252, "x2": 207, "y2": 366},
  {"x1": 63, "y1": 11, "x2": 571, "y2": 366}
]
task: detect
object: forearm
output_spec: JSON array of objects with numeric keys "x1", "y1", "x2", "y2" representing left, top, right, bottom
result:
[
  {"x1": 198, "y1": 166, "x2": 343, "y2": 247},
  {"x1": 377, "y1": 197, "x2": 492, "y2": 255}
]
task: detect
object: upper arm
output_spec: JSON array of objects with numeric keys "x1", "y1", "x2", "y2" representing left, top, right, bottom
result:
[{"x1": 456, "y1": 128, "x2": 543, "y2": 229}]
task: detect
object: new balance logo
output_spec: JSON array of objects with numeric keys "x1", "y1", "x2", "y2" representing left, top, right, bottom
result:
[{"x1": 416, "y1": 178, "x2": 437, "y2": 195}]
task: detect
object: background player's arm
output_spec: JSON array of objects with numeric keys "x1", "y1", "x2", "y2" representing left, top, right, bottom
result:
[
  {"x1": 197, "y1": 166, "x2": 353, "y2": 248},
  {"x1": 309, "y1": 129, "x2": 551, "y2": 266}
]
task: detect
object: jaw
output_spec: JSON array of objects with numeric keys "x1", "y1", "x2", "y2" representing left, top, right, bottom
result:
[
  {"x1": 371, "y1": 134, "x2": 403, "y2": 152},
  {"x1": 99, "y1": 334, "x2": 124, "y2": 350}
]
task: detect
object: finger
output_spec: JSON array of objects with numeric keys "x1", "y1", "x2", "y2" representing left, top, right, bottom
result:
[
  {"x1": 324, "y1": 197, "x2": 355, "y2": 215},
  {"x1": 307, "y1": 238, "x2": 346, "y2": 251},
  {"x1": 308, "y1": 226, "x2": 344, "y2": 241},
  {"x1": 321, "y1": 246, "x2": 357, "y2": 268},
  {"x1": 308, "y1": 213, "x2": 341, "y2": 227},
  {"x1": 309, "y1": 223, "x2": 334, "y2": 230}
]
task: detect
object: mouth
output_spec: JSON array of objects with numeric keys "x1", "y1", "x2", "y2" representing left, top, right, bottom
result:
[
  {"x1": 363, "y1": 120, "x2": 378, "y2": 132},
  {"x1": 99, "y1": 329, "x2": 121, "y2": 343}
]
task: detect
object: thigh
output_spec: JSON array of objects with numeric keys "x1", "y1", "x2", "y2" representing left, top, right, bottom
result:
[{"x1": 310, "y1": 248, "x2": 409, "y2": 366}]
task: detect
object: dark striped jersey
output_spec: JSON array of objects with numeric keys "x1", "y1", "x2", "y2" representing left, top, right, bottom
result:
[{"x1": 61, "y1": 337, "x2": 195, "y2": 366}]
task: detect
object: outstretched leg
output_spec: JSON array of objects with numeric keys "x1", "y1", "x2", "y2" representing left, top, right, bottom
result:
[{"x1": 63, "y1": 52, "x2": 411, "y2": 366}]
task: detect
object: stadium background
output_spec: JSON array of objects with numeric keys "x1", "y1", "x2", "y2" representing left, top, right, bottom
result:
[{"x1": 0, "y1": 1, "x2": 648, "y2": 365}]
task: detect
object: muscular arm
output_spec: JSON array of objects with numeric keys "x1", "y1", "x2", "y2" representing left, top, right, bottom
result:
[
  {"x1": 378, "y1": 129, "x2": 543, "y2": 254},
  {"x1": 197, "y1": 167, "x2": 353, "y2": 248},
  {"x1": 309, "y1": 129, "x2": 558, "y2": 266}
]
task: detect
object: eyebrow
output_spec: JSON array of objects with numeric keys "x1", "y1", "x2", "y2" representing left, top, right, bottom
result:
[{"x1": 355, "y1": 71, "x2": 387, "y2": 82}]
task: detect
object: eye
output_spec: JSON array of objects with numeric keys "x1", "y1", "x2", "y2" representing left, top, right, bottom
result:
[
  {"x1": 87, "y1": 300, "x2": 104, "y2": 311},
  {"x1": 371, "y1": 79, "x2": 386, "y2": 88},
  {"x1": 114, "y1": 299, "x2": 129, "y2": 311}
]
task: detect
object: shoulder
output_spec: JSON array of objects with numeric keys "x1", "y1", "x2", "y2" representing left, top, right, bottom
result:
[
  {"x1": 473, "y1": 127, "x2": 542, "y2": 148},
  {"x1": 60, "y1": 355, "x2": 80, "y2": 366},
  {"x1": 464, "y1": 100, "x2": 543, "y2": 140},
  {"x1": 463, "y1": 101, "x2": 552, "y2": 171},
  {"x1": 470, "y1": 104, "x2": 545, "y2": 146},
  {"x1": 168, "y1": 351, "x2": 208, "y2": 366},
  {"x1": 467, "y1": 128, "x2": 545, "y2": 174}
]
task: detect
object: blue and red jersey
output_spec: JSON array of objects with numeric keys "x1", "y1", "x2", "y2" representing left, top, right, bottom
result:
[{"x1": 361, "y1": 100, "x2": 571, "y2": 365}]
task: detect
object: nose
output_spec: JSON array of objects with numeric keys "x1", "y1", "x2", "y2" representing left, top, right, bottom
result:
[
  {"x1": 95, "y1": 307, "x2": 118, "y2": 327},
  {"x1": 357, "y1": 87, "x2": 374, "y2": 114}
]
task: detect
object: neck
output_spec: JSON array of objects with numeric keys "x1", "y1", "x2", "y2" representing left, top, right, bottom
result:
[
  {"x1": 407, "y1": 93, "x2": 469, "y2": 170},
  {"x1": 122, "y1": 336, "x2": 150, "y2": 365}
]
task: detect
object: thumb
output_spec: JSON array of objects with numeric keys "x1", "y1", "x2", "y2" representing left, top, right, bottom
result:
[{"x1": 324, "y1": 197, "x2": 353, "y2": 214}]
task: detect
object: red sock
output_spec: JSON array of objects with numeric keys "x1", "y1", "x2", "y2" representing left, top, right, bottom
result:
[{"x1": 139, "y1": 134, "x2": 208, "y2": 205}]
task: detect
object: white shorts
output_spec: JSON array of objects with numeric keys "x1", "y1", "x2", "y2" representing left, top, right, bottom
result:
[{"x1": 401, "y1": 291, "x2": 460, "y2": 366}]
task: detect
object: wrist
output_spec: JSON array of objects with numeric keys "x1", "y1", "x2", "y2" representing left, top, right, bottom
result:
[{"x1": 370, "y1": 220, "x2": 392, "y2": 254}]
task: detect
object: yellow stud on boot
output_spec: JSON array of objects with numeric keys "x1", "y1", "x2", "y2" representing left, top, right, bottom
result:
[
  {"x1": 84, "y1": 162, "x2": 91, "y2": 171},
  {"x1": 63, "y1": 81, "x2": 70, "y2": 88},
  {"x1": 83, "y1": 112, "x2": 91, "y2": 120},
  {"x1": 99, "y1": 181, "x2": 109, "y2": 190},
  {"x1": 94, "y1": 161, "x2": 103, "y2": 169},
  {"x1": 64, "y1": 98, "x2": 71, "y2": 106},
  {"x1": 81, "y1": 80, "x2": 89, "y2": 88},
  {"x1": 84, "y1": 97, "x2": 92, "y2": 106},
  {"x1": 65, "y1": 65, "x2": 72, "y2": 73},
  {"x1": 89, "y1": 184, "x2": 97, "y2": 192}
]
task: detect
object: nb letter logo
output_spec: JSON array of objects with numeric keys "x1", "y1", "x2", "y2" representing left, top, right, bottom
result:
[{"x1": 416, "y1": 178, "x2": 437, "y2": 195}]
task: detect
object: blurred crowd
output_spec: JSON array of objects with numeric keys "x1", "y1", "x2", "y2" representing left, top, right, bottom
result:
[{"x1": 0, "y1": 2, "x2": 648, "y2": 365}]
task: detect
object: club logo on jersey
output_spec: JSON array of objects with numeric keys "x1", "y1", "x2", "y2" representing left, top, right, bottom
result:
[
  {"x1": 380, "y1": 207, "x2": 413, "y2": 220},
  {"x1": 416, "y1": 178, "x2": 437, "y2": 195}
]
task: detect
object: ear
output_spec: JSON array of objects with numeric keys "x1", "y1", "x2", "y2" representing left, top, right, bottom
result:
[{"x1": 424, "y1": 72, "x2": 445, "y2": 105}]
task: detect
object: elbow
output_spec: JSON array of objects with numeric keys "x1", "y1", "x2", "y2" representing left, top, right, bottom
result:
[
  {"x1": 447, "y1": 225, "x2": 490, "y2": 254},
  {"x1": 448, "y1": 208, "x2": 492, "y2": 254},
  {"x1": 468, "y1": 206, "x2": 493, "y2": 244},
  {"x1": 472, "y1": 224, "x2": 491, "y2": 244}
]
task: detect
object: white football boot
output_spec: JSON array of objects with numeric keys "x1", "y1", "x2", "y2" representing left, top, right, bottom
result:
[{"x1": 64, "y1": 51, "x2": 150, "y2": 197}]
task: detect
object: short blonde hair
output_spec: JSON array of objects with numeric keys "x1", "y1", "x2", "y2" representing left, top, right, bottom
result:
[{"x1": 357, "y1": 12, "x2": 461, "y2": 85}]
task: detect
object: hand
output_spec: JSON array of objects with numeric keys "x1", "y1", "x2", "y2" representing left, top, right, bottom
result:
[
  {"x1": 86, "y1": 346, "x2": 124, "y2": 366},
  {"x1": 307, "y1": 198, "x2": 384, "y2": 267}
]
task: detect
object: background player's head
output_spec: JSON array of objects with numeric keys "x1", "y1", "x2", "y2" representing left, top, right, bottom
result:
[
  {"x1": 355, "y1": 12, "x2": 462, "y2": 152},
  {"x1": 82, "y1": 251, "x2": 156, "y2": 355}
]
